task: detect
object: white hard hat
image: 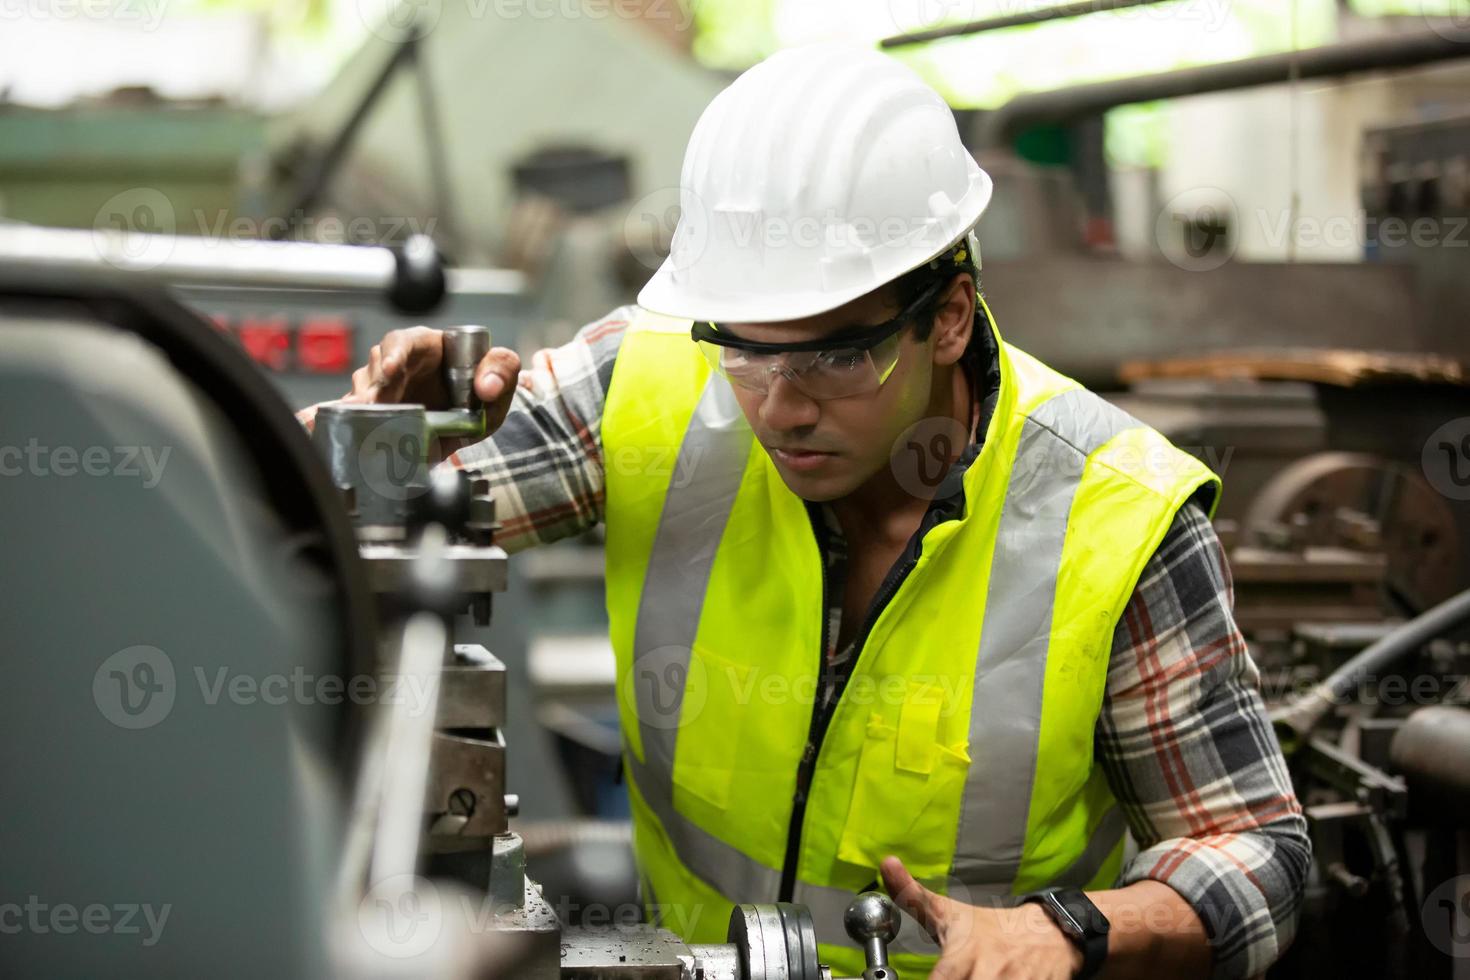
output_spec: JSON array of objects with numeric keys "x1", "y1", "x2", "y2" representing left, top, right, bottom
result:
[{"x1": 637, "y1": 43, "x2": 993, "y2": 324}]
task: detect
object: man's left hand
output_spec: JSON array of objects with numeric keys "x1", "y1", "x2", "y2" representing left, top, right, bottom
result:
[{"x1": 880, "y1": 855, "x2": 1083, "y2": 980}]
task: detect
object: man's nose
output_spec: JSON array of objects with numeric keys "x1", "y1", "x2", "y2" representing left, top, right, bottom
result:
[{"x1": 759, "y1": 370, "x2": 820, "y2": 433}]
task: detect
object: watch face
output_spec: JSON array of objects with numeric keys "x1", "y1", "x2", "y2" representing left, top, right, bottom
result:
[
  {"x1": 1054, "y1": 891, "x2": 1109, "y2": 936},
  {"x1": 1045, "y1": 895, "x2": 1085, "y2": 940}
]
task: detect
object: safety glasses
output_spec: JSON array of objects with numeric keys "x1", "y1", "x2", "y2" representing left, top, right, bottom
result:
[{"x1": 690, "y1": 279, "x2": 944, "y2": 401}]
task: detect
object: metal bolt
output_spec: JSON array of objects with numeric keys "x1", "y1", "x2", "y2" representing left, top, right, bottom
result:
[{"x1": 449, "y1": 788, "x2": 477, "y2": 816}]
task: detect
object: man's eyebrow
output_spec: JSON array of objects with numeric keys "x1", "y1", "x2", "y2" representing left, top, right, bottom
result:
[
  {"x1": 709, "y1": 322, "x2": 750, "y2": 343},
  {"x1": 821, "y1": 321, "x2": 881, "y2": 342}
]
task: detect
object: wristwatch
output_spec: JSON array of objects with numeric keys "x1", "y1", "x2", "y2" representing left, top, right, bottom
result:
[{"x1": 1021, "y1": 888, "x2": 1109, "y2": 979}]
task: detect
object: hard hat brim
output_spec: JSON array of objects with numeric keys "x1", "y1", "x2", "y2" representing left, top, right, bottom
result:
[{"x1": 636, "y1": 166, "x2": 993, "y2": 324}]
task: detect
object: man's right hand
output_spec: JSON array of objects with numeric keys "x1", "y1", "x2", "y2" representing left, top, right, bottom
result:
[{"x1": 342, "y1": 326, "x2": 522, "y2": 434}]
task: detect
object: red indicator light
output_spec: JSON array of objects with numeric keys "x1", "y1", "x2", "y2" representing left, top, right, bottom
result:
[
  {"x1": 297, "y1": 317, "x2": 354, "y2": 374},
  {"x1": 238, "y1": 317, "x2": 291, "y2": 371}
]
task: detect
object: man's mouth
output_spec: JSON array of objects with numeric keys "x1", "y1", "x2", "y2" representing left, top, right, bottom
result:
[{"x1": 768, "y1": 446, "x2": 838, "y2": 473}]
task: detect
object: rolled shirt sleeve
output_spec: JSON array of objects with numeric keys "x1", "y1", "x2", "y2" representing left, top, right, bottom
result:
[
  {"x1": 444, "y1": 307, "x2": 631, "y2": 552},
  {"x1": 1098, "y1": 499, "x2": 1312, "y2": 978}
]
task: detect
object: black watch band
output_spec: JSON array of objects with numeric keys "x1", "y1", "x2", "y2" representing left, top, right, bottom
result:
[{"x1": 1022, "y1": 888, "x2": 1109, "y2": 979}]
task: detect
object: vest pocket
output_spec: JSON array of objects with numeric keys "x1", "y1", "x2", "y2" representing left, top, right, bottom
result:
[{"x1": 836, "y1": 681, "x2": 971, "y2": 879}]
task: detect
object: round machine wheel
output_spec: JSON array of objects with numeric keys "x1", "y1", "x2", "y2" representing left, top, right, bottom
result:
[
  {"x1": 1244, "y1": 451, "x2": 1465, "y2": 612},
  {"x1": 727, "y1": 903, "x2": 824, "y2": 980}
]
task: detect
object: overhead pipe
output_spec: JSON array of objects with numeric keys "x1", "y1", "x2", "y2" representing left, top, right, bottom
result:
[
  {"x1": 979, "y1": 29, "x2": 1470, "y2": 147},
  {"x1": 880, "y1": 0, "x2": 1175, "y2": 48}
]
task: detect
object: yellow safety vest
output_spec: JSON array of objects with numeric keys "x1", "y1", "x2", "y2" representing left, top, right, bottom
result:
[{"x1": 600, "y1": 300, "x2": 1220, "y2": 977}]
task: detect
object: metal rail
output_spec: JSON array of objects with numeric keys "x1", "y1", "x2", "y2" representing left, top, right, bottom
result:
[
  {"x1": 980, "y1": 29, "x2": 1470, "y2": 146},
  {"x1": 881, "y1": 0, "x2": 1175, "y2": 48},
  {"x1": 0, "y1": 224, "x2": 451, "y2": 314}
]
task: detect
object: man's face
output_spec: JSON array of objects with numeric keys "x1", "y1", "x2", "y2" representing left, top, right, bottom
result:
[{"x1": 717, "y1": 283, "x2": 956, "y2": 503}]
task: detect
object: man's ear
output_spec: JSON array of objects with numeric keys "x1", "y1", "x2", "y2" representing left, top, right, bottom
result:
[{"x1": 931, "y1": 273, "x2": 974, "y2": 367}]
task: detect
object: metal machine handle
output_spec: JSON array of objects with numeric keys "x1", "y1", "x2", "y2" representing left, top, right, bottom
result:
[
  {"x1": 426, "y1": 323, "x2": 493, "y2": 437},
  {"x1": 423, "y1": 324, "x2": 492, "y2": 438},
  {"x1": 314, "y1": 326, "x2": 492, "y2": 529},
  {"x1": 844, "y1": 892, "x2": 902, "y2": 980},
  {"x1": 441, "y1": 324, "x2": 492, "y2": 410}
]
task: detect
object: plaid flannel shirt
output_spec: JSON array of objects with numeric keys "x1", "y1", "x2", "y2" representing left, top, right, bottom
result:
[{"x1": 302, "y1": 305, "x2": 1309, "y2": 977}]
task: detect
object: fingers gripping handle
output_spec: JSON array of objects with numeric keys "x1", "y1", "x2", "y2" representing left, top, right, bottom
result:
[
  {"x1": 441, "y1": 325, "x2": 491, "y2": 411},
  {"x1": 424, "y1": 325, "x2": 492, "y2": 441}
]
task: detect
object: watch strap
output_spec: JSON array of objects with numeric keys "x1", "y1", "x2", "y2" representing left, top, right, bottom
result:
[{"x1": 1021, "y1": 889, "x2": 1108, "y2": 980}]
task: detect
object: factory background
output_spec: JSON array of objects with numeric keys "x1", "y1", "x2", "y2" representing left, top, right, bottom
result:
[{"x1": 3, "y1": 1, "x2": 1470, "y2": 977}]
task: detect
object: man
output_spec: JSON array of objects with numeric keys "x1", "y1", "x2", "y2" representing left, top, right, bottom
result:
[{"x1": 308, "y1": 45, "x2": 1309, "y2": 980}]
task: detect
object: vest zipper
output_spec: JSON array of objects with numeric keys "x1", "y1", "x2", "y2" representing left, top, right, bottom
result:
[
  {"x1": 777, "y1": 358, "x2": 984, "y2": 902},
  {"x1": 777, "y1": 515, "x2": 830, "y2": 903},
  {"x1": 777, "y1": 511, "x2": 921, "y2": 903}
]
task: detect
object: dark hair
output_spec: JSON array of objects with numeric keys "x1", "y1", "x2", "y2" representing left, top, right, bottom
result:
[{"x1": 888, "y1": 238, "x2": 981, "y2": 342}]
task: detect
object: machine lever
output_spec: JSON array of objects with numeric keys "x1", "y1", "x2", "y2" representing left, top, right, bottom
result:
[{"x1": 844, "y1": 891, "x2": 902, "y2": 980}]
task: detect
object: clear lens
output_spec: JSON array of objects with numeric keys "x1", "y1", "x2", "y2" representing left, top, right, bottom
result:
[
  {"x1": 699, "y1": 342, "x2": 778, "y2": 391},
  {"x1": 797, "y1": 347, "x2": 879, "y2": 398},
  {"x1": 697, "y1": 337, "x2": 900, "y2": 400}
]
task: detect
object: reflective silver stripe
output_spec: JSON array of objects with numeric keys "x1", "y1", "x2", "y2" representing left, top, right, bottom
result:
[
  {"x1": 952, "y1": 389, "x2": 1138, "y2": 885},
  {"x1": 1052, "y1": 807, "x2": 1128, "y2": 889},
  {"x1": 627, "y1": 376, "x2": 781, "y2": 901},
  {"x1": 633, "y1": 377, "x2": 751, "y2": 784},
  {"x1": 1037, "y1": 388, "x2": 1139, "y2": 459}
]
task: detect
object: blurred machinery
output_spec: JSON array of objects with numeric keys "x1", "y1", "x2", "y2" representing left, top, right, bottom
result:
[{"x1": 949, "y1": 30, "x2": 1470, "y2": 976}]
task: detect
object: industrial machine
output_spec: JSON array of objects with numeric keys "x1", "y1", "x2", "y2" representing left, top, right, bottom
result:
[{"x1": 0, "y1": 233, "x2": 922, "y2": 980}]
